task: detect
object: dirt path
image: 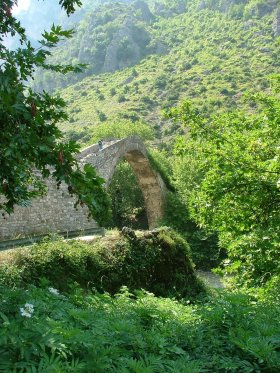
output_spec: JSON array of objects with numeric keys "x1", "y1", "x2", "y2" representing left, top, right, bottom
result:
[{"x1": 196, "y1": 270, "x2": 226, "y2": 289}]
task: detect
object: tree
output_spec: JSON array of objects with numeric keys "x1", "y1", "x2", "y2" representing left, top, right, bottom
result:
[
  {"x1": 168, "y1": 76, "x2": 280, "y2": 285},
  {"x1": 0, "y1": 0, "x2": 110, "y2": 225}
]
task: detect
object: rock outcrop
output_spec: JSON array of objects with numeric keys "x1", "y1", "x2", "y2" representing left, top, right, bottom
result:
[
  {"x1": 133, "y1": 0, "x2": 154, "y2": 23},
  {"x1": 102, "y1": 16, "x2": 150, "y2": 72}
]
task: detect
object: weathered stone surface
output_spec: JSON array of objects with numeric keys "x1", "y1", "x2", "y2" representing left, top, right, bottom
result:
[{"x1": 0, "y1": 136, "x2": 166, "y2": 240}]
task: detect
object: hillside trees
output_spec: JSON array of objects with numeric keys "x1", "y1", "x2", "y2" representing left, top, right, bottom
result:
[
  {"x1": 169, "y1": 76, "x2": 280, "y2": 285},
  {"x1": 0, "y1": 0, "x2": 110, "y2": 224}
]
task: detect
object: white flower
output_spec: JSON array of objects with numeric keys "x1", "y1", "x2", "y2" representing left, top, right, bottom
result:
[
  {"x1": 48, "y1": 287, "x2": 60, "y2": 295},
  {"x1": 20, "y1": 308, "x2": 32, "y2": 317},
  {"x1": 20, "y1": 303, "x2": 34, "y2": 318},
  {"x1": 24, "y1": 303, "x2": 34, "y2": 310}
]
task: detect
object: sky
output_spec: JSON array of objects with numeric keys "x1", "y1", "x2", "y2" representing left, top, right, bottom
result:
[
  {"x1": 7, "y1": 0, "x2": 84, "y2": 48},
  {"x1": 13, "y1": 0, "x2": 31, "y2": 15}
]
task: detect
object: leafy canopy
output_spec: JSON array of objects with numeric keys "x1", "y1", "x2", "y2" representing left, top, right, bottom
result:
[{"x1": 0, "y1": 0, "x2": 110, "y2": 225}]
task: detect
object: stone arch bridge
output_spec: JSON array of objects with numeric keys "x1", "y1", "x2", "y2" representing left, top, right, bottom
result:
[{"x1": 0, "y1": 136, "x2": 166, "y2": 241}]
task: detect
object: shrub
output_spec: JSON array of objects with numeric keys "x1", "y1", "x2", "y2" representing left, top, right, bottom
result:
[
  {"x1": 141, "y1": 96, "x2": 154, "y2": 105},
  {"x1": 0, "y1": 228, "x2": 205, "y2": 298},
  {"x1": 110, "y1": 87, "x2": 117, "y2": 96},
  {"x1": 131, "y1": 68, "x2": 138, "y2": 77},
  {"x1": 154, "y1": 74, "x2": 168, "y2": 89},
  {"x1": 117, "y1": 94, "x2": 126, "y2": 103},
  {"x1": 96, "y1": 91, "x2": 105, "y2": 100},
  {"x1": 119, "y1": 110, "x2": 140, "y2": 122},
  {"x1": 96, "y1": 110, "x2": 107, "y2": 122}
]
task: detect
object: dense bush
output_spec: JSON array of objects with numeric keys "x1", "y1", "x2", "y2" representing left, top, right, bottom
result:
[
  {"x1": 169, "y1": 79, "x2": 280, "y2": 286},
  {"x1": 90, "y1": 119, "x2": 154, "y2": 143},
  {"x1": 162, "y1": 192, "x2": 224, "y2": 270},
  {"x1": 0, "y1": 228, "x2": 204, "y2": 299}
]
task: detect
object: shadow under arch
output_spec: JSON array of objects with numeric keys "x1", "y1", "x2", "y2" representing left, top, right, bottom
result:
[{"x1": 107, "y1": 157, "x2": 149, "y2": 230}]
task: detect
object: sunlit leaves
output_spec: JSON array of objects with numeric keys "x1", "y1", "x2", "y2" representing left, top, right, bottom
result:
[{"x1": 171, "y1": 79, "x2": 280, "y2": 285}]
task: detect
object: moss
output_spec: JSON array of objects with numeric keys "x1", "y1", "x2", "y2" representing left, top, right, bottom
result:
[
  {"x1": 147, "y1": 151, "x2": 175, "y2": 192},
  {"x1": 0, "y1": 228, "x2": 205, "y2": 299}
]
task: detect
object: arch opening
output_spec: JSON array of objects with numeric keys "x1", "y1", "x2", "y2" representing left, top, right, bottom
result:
[
  {"x1": 102, "y1": 144, "x2": 165, "y2": 229},
  {"x1": 106, "y1": 159, "x2": 149, "y2": 230}
]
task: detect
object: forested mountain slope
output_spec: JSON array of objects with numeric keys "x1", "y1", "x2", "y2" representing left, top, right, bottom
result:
[
  {"x1": 33, "y1": 0, "x2": 186, "y2": 91},
  {"x1": 33, "y1": 0, "x2": 279, "y2": 144}
]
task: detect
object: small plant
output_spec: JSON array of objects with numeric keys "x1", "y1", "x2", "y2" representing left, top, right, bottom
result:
[
  {"x1": 110, "y1": 87, "x2": 117, "y2": 96},
  {"x1": 0, "y1": 281, "x2": 279, "y2": 371},
  {"x1": 96, "y1": 110, "x2": 107, "y2": 122},
  {"x1": 97, "y1": 93, "x2": 105, "y2": 100},
  {"x1": 117, "y1": 94, "x2": 126, "y2": 103}
]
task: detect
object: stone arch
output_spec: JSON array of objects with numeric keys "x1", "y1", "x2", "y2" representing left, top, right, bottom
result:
[
  {"x1": 80, "y1": 136, "x2": 166, "y2": 229},
  {"x1": 107, "y1": 149, "x2": 164, "y2": 229}
]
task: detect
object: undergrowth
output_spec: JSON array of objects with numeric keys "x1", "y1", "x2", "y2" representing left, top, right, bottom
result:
[{"x1": 0, "y1": 284, "x2": 279, "y2": 372}]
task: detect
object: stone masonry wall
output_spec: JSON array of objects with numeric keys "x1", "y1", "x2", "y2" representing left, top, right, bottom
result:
[{"x1": 0, "y1": 179, "x2": 98, "y2": 240}]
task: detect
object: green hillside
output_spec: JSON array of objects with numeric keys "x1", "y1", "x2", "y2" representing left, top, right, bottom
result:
[
  {"x1": 33, "y1": 0, "x2": 186, "y2": 91},
  {"x1": 32, "y1": 0, "x2": 280, "y2": 145}
]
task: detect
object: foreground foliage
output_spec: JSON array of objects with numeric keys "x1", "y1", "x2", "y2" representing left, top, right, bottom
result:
[{"x1": 0, "y1": 283, "x2": 280, "y2": 372}]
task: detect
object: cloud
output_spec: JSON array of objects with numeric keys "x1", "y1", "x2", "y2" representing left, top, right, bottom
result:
[{"x1": 13, "y1": 0, "x2": 31, "y2": 15}]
